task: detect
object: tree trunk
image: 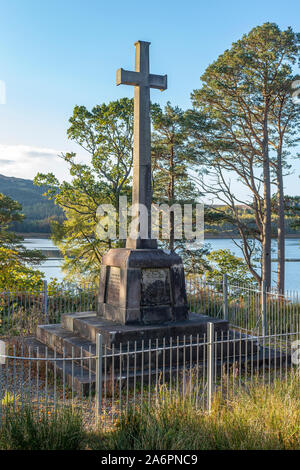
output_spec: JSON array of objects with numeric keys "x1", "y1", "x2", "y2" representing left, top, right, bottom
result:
[
  {"x1": 169, "y1": 145, "x2": 175, "y2": 252},
  {"x1": 276, "y1": 143, "x2": 285, "y2": 293},
  {"x1": 262, "y1": 103, "x2": 272, "y2": 291}
]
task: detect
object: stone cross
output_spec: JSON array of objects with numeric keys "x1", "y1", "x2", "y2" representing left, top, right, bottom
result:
[{"x1": 117, "y1": 41, "x2": 167, "y2": 249}]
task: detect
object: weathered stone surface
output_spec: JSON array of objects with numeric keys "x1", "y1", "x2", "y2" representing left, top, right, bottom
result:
[
  {"x1": 117, "y1": 41, "x2": 167, "y2": 249},
  {"x1": 106, "y1": 266, "x2": 120, "y2": 305},
  {"x1": 98, "y1": 248, "x2": 188, "y2": 325},
  {"x1": 63, "y1": 311, "x2": 229, "y2": 347},
  {"x1": 141, "y1": 268, "x2": 171, "y2": 306},
  {"x1": 102, "y1": 248, "x2": 182, "y2": 269},
  {"x1": 141, "y1": 306, "x2": 172, "y2": 324}
]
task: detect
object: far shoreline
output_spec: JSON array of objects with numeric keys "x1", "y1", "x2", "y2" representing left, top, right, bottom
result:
[{"x1": 19, "y1": 232, "x2": 300, "y2": 240}]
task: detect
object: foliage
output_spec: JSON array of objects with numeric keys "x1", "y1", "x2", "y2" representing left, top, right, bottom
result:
[
  {"x1": 0, "y1": 247, "x2": 44, "y2": 289},
  {"x1": 179, "y1": 242, "x2": 211, "y2": 276},
  {"x1": 34, "y1": 98, "x2": 134, "y2": 282},
  {"x1": 151, "y1": 102, "x2": 220, "y2": 273},
  {"x1": 190, "y1": 22, "x2": 300, "y2": 291},
  {"x1": 205, "y1": 249, "x2": 256, "y2": 286},
  {"x1": 151, "y1": 101, "x2": 200, "y2": 212},
  {"x1": 0, "y1": 192, "x2": 45, "y2": 289},
  {"x1": 0, "y1": 280, "x2": 97, "y2": 336}
]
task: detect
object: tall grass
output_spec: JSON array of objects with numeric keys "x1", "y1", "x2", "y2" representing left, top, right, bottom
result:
[
  {"x1": 0, "y1": 406, "x2": 85, "y2": 450},
  {"x1": 1, "y1": 374, "x2": 299, "y2": 450},
  {"x1": 91, "y1": 373, "x2": 300, "y2": 450}
]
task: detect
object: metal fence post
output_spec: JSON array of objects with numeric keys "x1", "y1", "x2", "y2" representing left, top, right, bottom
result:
[
  {"x1": 261, "y1": 280, "x2": 267, "y2": 336},
  {"x1": 96, "y1": 333, "x2": 103, "y2": 419},
  {"x1": 223, "y1": 274, "x2": 228, "y2": 321},
  {"x1": 207, "y1": 322, "x2": 215, "y2": 413},
  {"x1": 44, "y1": 280, "x2": 48, "y2": 323}
]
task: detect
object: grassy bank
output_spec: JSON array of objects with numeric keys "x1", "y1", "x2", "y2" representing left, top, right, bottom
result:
[{"x1": 1, "y1": 374, "x2": 299, "y2": 450}]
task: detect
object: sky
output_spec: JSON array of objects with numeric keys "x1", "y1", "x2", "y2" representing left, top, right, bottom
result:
[{"x1": 0, "y1": 0, "x2": 300, "y2": 202}]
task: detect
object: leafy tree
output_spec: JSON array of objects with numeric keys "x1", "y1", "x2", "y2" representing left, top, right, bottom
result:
[
  {"x1": 0, "y1": 247, "x2": 44, "y2": 289},
  {"x1": 181, "y1": 244, "x2": 211, "y2": 276},
  {"x1": 191, "y1": 23, "x2": 300, "y2": 292},
  {"x1": 0, "y1": 193, "x2": 45, "y2": 288},
  {"x1": 206, "y1": 249, "x2": 256, "y2": 287},
  {"x1": 34, "y1": 98, "x2": 134, "y2": 282},
  {"x1": 151, "y1": 102, "x2": 201, "y2": 252},
  {"x1": 268, "y1": 78, "x2": 300, "y2": 291},
  {"x1": 151, "y1": 102, "x2": 223, "y2": 274},
  {"x1": 285, "y1": 196, "x2": 300, "y2": 230}
]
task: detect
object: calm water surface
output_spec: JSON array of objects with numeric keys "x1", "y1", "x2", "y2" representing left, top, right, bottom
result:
[{"x1": 23, "y1": 237, "x2": 300, "y2": 291}]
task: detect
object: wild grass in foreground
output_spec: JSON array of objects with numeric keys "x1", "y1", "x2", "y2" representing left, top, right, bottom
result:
[
  {"x1": 90, "y1": 374, "x2": 300, "y2": 450},
  {"x1": 0, "y1": 373, "x2": 299, "y2": 450},
  {"x1": 0, "y1": 406, "x2": 85, "y2": 450}
]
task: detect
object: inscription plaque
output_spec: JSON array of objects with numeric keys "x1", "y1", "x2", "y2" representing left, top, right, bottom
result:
[
  {"x1": 106, "y1": 266, "x2": 120, "y2": 305},
  {"x1": 141, "y1": 268, "x2": 171, "y2": 306}
]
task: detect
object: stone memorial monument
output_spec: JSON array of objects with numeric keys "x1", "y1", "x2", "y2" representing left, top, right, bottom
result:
[
  {"x1": 27, "y1": 41, "x2": 229, "y2": 393},
  {"x1": 97, "y1": 40, "x2": 188, "y2": 326}
]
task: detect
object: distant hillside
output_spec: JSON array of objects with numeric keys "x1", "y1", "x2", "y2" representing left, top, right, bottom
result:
[{"x1": 0, "y1": 174, "x2": 64, "y2": 234}]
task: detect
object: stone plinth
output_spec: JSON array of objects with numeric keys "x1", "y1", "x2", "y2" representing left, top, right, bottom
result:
[{"x1": 97, "y1": 248, "x2": 188, "y2": 325}]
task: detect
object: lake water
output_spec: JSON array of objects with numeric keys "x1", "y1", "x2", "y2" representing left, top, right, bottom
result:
[
  {"x1": 23, "y1": 238, "x2": 65, "y2": 282},
  {"x1": 23, "y1": 237, "x2": 300, "y2": 291}
]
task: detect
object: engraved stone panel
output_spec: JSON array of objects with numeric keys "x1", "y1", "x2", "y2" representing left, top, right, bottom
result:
[
  {"x1": 141, "y1": 268, "x2": 171, "y2": 306},
  {"x1": 106, "y1": 267, "x2": 121, "y2": 305}
]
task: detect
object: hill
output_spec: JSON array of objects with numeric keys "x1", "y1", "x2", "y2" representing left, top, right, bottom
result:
[{"x1": 0, "y1": 174, "x2": 64, "y2": 234}]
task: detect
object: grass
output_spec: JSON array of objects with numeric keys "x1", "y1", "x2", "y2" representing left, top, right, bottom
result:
[
  {"x1": 90, "y1": 373, "x2": 300, "y2": 450},
  {"x1": 0, "y1": 373, "x2": 299, "y2": 450},
  {"x1": 0, "y1": 406, "x2": 85, "y2": 450}
]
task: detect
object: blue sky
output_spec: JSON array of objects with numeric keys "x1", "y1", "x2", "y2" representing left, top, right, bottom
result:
[{"x1": 0, "y1": 0, "x2": 300, "y2": 200}]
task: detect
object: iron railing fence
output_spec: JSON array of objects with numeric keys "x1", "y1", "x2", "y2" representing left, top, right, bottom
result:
[
  {"x1": 186, "y1": 276, "x2": 300, "y2": 335},
  {"x1": 1, "y1": 276, "x2": 300, "y2": 338},
  {"x1": 0, "y1": 281, "x2": 98, "y2": 336},
  {"x1": 0, "y1": 325, "x2": 299, "y2": 429}
]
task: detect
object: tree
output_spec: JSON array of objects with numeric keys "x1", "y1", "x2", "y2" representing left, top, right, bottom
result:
[
  {"x1": 151, "y1": 102, "x2": 201, "y2": 252},
  {"x1": 269, "y1": 76, "x2": 300, "y2": 291},
  {"x1": 151, "y1": 102, "x2": 221, "y2": 274},
  {"x1": 205, "y1": 249, "x2": 256, "y2": 287},
  {"x1": 34, "y1": 98, "x2": 134, "y2": 282},
  {"x1": 191, "y1": 23, "x2": 300, "y2": 292},
  {"x1": 0, "y1": 193, "x2": 45, "y2": 288},
  {"x1": 0, "y1": 247, "x2": 44, "y2": 289}
]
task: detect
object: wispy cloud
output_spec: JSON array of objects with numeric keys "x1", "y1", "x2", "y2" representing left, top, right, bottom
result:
[{"x1": 0, "y1": 144, "x2": 69, "y2": 181}]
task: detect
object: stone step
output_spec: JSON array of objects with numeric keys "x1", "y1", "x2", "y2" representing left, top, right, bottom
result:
[
  {"x1": 36, "y1": 323, "x2": 97, "y2": 370},
  {"x1": 61, "y1": 311, "x2": 230, "y2": 347},
  {"x1": 19, "y1": 334, "x2": 290, "y2": 400},
  {"x1": 22, "y1": 337, "x2": 96, "y2": 396},
  {"x1": 36, "y1": 318, "x2": 254, "y2": 376}
]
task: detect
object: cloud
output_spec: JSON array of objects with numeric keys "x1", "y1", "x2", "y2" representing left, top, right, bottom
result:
[
  {"x1": 0, "y1": 144, "x2": 70, "y2": 181},
  {"x1": 25, "y1": 149, "x2": 59, "y2": 159}
]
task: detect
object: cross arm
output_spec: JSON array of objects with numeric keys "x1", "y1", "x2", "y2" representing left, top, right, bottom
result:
[
  {"x1": 149, "y1": 74, "x2": 167, "y2": 91},
  {"x1": 117, "y1": 68, "x2": 167, "y2": 91},
  {"x1": 116, "y1": 68, "x2": 142, "y2": 86}
]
